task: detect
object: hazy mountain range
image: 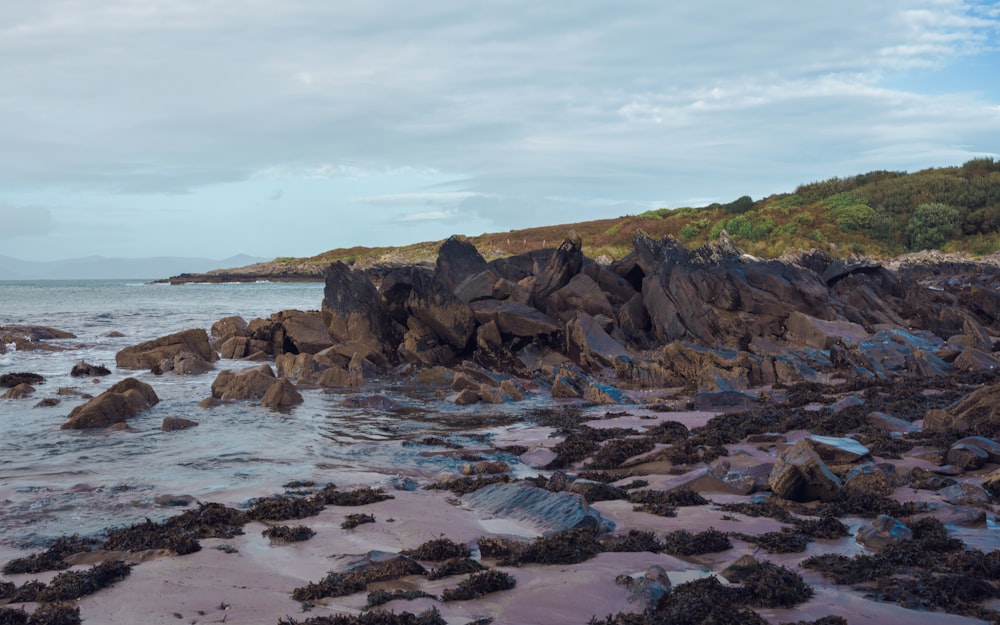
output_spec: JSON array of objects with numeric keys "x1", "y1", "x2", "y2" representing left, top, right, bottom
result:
[{"x1": 0, "y1": 254, "x2": 269, "y2": 281}]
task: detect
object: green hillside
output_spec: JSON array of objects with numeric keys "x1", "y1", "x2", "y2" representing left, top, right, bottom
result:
[{"x1": 281, "y1": 157, "x2": 1000, "y2": 268}]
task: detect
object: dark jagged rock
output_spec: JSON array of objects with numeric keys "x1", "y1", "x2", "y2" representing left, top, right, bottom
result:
[
  {"x1": 321, "y1": 261, "x2": 396, "y2": 361},
  {"x1": 210, "y1": 364, "x2": 278, "y2": 401},
  {"x1": 70, "y1": 361, "x2": 111, "y2": 377},
  {"x1": 435, "y1": 235, "x2": 487, "y2": 290},
  {"x1": 462, "y1": 482, "x2": 613, "y2": 534}
]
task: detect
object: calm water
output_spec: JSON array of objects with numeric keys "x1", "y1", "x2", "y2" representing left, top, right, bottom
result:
[{"x1": 0, "y1": 280, "x2": 541, "y2": 550}]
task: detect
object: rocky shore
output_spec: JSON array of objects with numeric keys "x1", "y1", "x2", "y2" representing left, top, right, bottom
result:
[{"x1": 3, "y1": 231, "x2": 1000, "y2": 624}]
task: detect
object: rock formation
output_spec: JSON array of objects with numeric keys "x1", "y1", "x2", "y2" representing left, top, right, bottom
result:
[{"x1": 61, "y1": 378, "x2": 159, "y2": 429}]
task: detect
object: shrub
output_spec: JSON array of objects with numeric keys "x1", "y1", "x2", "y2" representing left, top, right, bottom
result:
[
  {"x1": 906, "y1": 202, "x2": 961, "y2": 250},
  {"x1": 722, "y1": 213, "x2": 776, "y2": 241},
  {"x1": 723, "y1": 195, "x2": 755, "y2": 214}
]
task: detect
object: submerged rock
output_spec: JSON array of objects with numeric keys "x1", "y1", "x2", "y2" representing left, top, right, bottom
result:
[{"x1": 116, "y1": 328, "x2": 217, "y2": 370}]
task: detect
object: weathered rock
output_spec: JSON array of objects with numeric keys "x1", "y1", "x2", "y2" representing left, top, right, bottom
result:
[
  {"x1": 381, "y1": 266, "x2": 476, "y2": 352},
  {"x1": 923, "y1": 381, "x2": 1000, "y2": 436},
  {"x1": 71, "y1": 361, "x2": 111, "y2": 377},
  {"x1": 532, "y1": 233, "x2": 584, "y2": 307},
  {"x1": 867, "y1": 411, "x2": 919, "y2": 433},
  {"x1": 452, "y1": 388, "x2": 481, "y2": 405},
  {"x1": 316, "y1": 364, "x2": 363, "y2": 388},
  {"x1": 210, "y1": 316, "x2": 249, "y2": 347},
  {"x1": 806, "y1": 435, "x2": 871, "y2": 465},
  {"x1": 464, "y1": 461, "x2": 511, "y2": 475},
  {"x1": 659, "y1": 342, "x2": 767, "y2": 392},
  {"x1": 471, "y1": 300, "x2": 561, "y2": 338},
  {"x1": 435, "y1": 235, "x2": 488, "y2": 291},
  {"x1": 843, "y1": 464, "x2": 894, "y2": 498},
  {"x1": 785, "y1": 311, "x2": 869, "y2": 349},
  {"x1": 768, "y1": 440, "x2": 842, "y2": 502},
  {"x1": 210, "y1": 365, "x2": 277, "y2": 401},
  {"x1": 162, "y1": 417, "x2": 199, "y2": 432},
  {"x1": 946, "y1": 442, "x2": 989, "y2": 470},
  {"x1": 0, "y1": 372, "x2": 45, "y2": 387},
  {"x1": 952, "y1": 347, "x2": 1000, "y2": 372},
  {"x1": 116, "y1": 328, "x2": 217, "y2": 370},
  {"x1": 856, "y1": 515, "x2": 912, "y2": 550},
  {"x1": 620, "y1": 565, "x2": 671, "y2": 611},
  {"x1": 454, "y1": 270, "x2": 502, "y2": 304},
  {"x1": 169, "y1": 351, "x2": 215, "y2": 375},
  {"x1": 260, "y1": 378, "x2": 303, "y2": 411},
  {"x1": 321, "y1": 262, "x2": 395, "y2": 359},
  {"x1": 273, "y1": 310, "x2": 334, "y2": 355},
  {"x1": 61, "y1": 378, "x2": 159, "y2": 429},
  {"x1": 565, "y1": 313, "x2": 630, "y2": 370},
  {"x1": 1, "y1": 383, "x2": 35, "y2": 399},
  {"x1": 549, "y1": 273, "x2": 613, "y2": 319},
  {"x1": 982, "y1": 468, "x2": 1000, "y2": 497},
  {"x1": 462, "y1": 481, "x2": 613, "y2": 534},
  {"x1": 940, "y1": 483, "x2": 992, "y2": 507},
  {"x1": 219, "y1": 336, "x2": 252, "y2": 359},
  {"x1": 397, "y1": 316, "x2": 459, "y2": 366},
  {"x1": 953, "y1": 436, "x2": 1000, "y2": 463},
  {"x1": 34, "y1": 397, "x2": 60, "y2": 408},
  {"x1": 0, "y1": 325, "x2": 76, "y2": 351}
]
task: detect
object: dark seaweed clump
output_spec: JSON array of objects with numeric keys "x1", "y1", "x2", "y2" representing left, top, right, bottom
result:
[
  {"x1": 342, "y1": 514, "x2": 376, "y2": 530},
  {"x1": 166, "y1": 502, "x2": 247, "y2": 538},
  {"x1": 572, "y1": 481, "x2": 628, "y2": 503},
  {"x1": 661, "y1": 528, "x2": 731, "y2": 557},
  {"x1": 263, "y1": 525, "x2": 316, "y2": 542},
  {"x1": 732, "y1": 529, "x2": 809, "y2": 554},
  {"x1": 278, "y1": 607, "x2": 446, "y2": 625},
  {"x1": 585, "y1": 437, "x2": 656, "y2": 470},
  {"x1": 500, "y1": 527, "x2": 602, "y2": 566},
  {"x1": 291, "y1": 557, "x2": 427, "y2": 601},
  {"x1": 600, "y1": 530, "x2": 665, "y2": 553},
  {"x1": 311, "y1": 484, "x2": 395, "y2": 507},
  {"x1": 476, "y1": 536, "x2": 529, "y2": 562},
  {"x1": 0, "y1": 603, "x2": 81, "y2": 625},
  {"x1": 423, "y1": 475, "x2": 510, "y2": 495},
  {"x1": 629, "y1": 488, "x2": 708, "y2": 518},
  {"x1": 427, "y1": 558, "x2": 486, "y2": 580},
  {"x1": 717, "y1": 499, "x2": 793, "y2": 522},
  {"x1": 441, "y1": 570, "x2": 516, "y2": 601},
  {"x1": 0, "y1": 373, "x2": 45, "y2": 387},
  {"x1": 101, "y1": 519, "x2": 200, "y2": 555},
  {"x1": 803, "y1": 517, "x2": 1000, "y2": 620},
  {"x1": 2, "y1": 535, "x2": 98, "y2": 574},
  {"x1": 365, "y1": 589, "x2": 436, "y2": 609},
  {"x1": 590, "y1": 562, "x2": 813, "y2": 625},
  {"x1": 245, "y1": 495, "x2": 323, "y2": 521},
  {"x1": 1, "y1": 561, "x2": 131, "y2": 604},
  {"x1": 401, "y1": 538, "x2": 471, "y2": 561}
]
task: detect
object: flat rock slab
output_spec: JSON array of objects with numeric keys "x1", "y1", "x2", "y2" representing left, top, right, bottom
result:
[{"x1": 462, "y1": 482, "x2": 614, "y2": 535}]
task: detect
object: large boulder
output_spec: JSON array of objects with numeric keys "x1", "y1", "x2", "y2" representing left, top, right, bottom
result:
[
  {"x1": 548, "y1": 273, "x2": 613, "y2": 319},
  {"x1": 532, "y1": 233, "x2": 584, "y2": 309},
  {"x1": 210, "y1": 316, "x2": 249, "y2": 348},
  {"x1": 321, "y1": 262, "x2": 395, "y2": 360},
  {"x1": 260, "y1": 378, "x2": 303, "y2": 411},
  {"x1": 565, "y1": 313, "x2": 630, "y2": 370},
  {"x1": 210, "y1": 365, "x2": 278, "y2": 401},
  {"x1": 922, "y1": 381, "x2": 1000, "y2": 436},
  {"x1": 435, "y1": 235, "x2": 488, "y2": 291},
  {"x1": 116, "y1": 328, "x2": 217, "y2": 370},
  {"x1": 463, "y1": 481, "x2": 614, "y2": 534},
  {"x1": 784, "y1": 311, "x2": 869, "y2": 349},
  {"x1": 272, "y1": 310, "x2": 335, "y2": 355},
  {"x1": 61, "y1": 378, "x2": 159, "y2": 429},
  {"x1": 470, "y1": 300, "x2": 561, "y2": 338},
  {"x1": 768, "y1": 440, "x2": 842, "y2": 502}
]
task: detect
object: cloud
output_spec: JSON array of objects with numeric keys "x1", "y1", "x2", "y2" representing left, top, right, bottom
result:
[{"x1": 0, "y1": 205, "x2": 53, "y2": 239}]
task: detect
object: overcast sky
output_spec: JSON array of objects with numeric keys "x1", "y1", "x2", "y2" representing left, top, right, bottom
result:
[{"x1": 2, "y1": 1, "x2": 999, "y2": 262}]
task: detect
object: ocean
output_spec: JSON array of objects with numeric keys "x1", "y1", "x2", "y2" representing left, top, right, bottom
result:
[{"x1": 0, "y1": 279, "x2": 539, "y2": 552}]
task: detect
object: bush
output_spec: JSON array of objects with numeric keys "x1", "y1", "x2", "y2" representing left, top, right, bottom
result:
[
  {"x1": 906, "y1": 202, "x2": 961, "y2": 250},
  {"x1": 723, "y1": 195, "x2": 754, "y2": 214},
  {"x1": 720, "y1": 213, "x2": 776, "y2": 241}
]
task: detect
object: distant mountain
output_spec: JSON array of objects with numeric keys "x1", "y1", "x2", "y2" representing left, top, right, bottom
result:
[{"x1": 0, "y1": 254, "x2": 269, "y2": 280}]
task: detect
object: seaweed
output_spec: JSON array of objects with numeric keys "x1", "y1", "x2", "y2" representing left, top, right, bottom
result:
[
  {"x1": 733, "y1": 529, "x2": 809, "y2": 554},
  {"x1": 291, "y1": 557, "x2": 426, "y2": 601},
  {"x1": 717, "y1": 500, "x2": 793, "y2": 522},
  {"x1": 574, "y1": 481, "x2": 628, "y2": 503},
  {"x1": 737, "y1": 561, "x2": 813, "y2": 608},
  {"x1": 662, "y1": 528, "x2": 731, "y2": 557},
  {"x1": 427, "y1": 558, "x2": 486, "y2": 580},
  {"x1": 600, "y1": 530, "x2": 664, "y2": 553},
  {"x1": 101, "y1": 519, "x2": 200, "y2": 555},
  {"x1": 245, "y1": 495, "x2": 323, "y2": 521},
  {"x1": 263, "y1": 525, "x2": 316, "y2": 542},
  {"x1": 441, "y1": 570, "x2": 516, "y2": 601},
  {"x1": 165, "y1": 502, "x2": 247, "y2": 538},
  {"x1": 0, "y1": 606, "x2": 27, "y2": 625},
  {"x1": 341, "y1": 514, "x2": 376, "y2": 530},
  {"x1": 400, "y1": 538, "x2": 471, "y2": 561},
  {"x1": 2, "y1": 535, "x2": 97, "y2": 575},
  {"x1": 500, "y1": 527, "x2": 602, "y2": 566},
  {"x1": 22, "y1": 603, "x2": 81, "y2": 625},
  {"x1": 586, "y1": 438, "x2": 656, "y2": 470},
  {"x1": 278, "y1": 607, "x2": 446, "y2": 625},
  {"x1": 423, "y1": 475, "x2": 510, "y2": 495},
  {"x1": 476, "y1": 536, "x2": 528, "y2": 562},
  {"x1": 35, "y1": 560, "x2": 131, "y2": 602},
  {"x1": 629, "y1": 488, "x2": 707, "y2": 518},
  {"x1": 365, "y1": 589, "x2": 436, "y2": 609}
]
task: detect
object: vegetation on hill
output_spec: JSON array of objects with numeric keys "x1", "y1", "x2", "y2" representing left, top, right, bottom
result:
[{"x1": 278, "y1": 158, "x2": 1000, "y2": 268}]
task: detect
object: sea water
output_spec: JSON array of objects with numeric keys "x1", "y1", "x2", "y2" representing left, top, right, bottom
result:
[{"x1": 0, "y1": 280, "x2": 541, "y2": 550}]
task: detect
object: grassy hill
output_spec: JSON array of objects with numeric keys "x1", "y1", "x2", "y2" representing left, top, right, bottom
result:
[{"x1": 277, "y1": 158, "x2": 1000, "y2": 268}]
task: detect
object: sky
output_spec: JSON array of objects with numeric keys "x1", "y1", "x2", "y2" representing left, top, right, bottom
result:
[{"x1": 1, "y1": 1, "x2": 999, "y2": 262}]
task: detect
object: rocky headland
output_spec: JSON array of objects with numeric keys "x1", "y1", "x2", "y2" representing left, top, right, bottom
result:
[{"x1": 4, "y1": 231, "x2": 1000, "y2": 624}]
